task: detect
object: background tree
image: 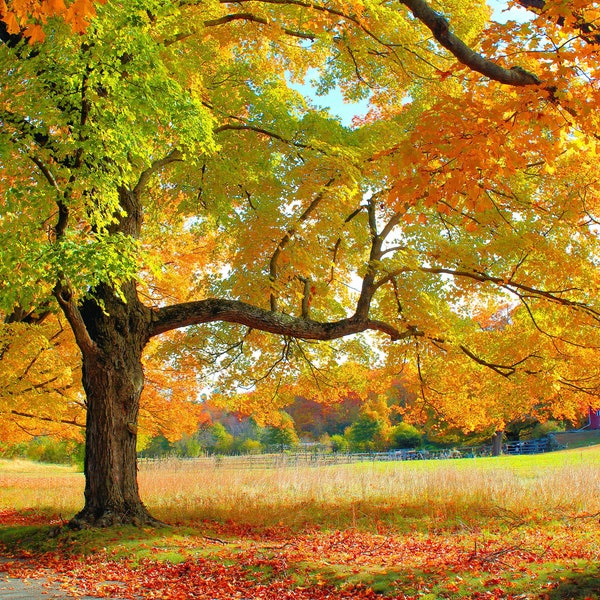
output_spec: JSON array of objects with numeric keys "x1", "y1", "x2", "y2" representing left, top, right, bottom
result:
[
  {"x1": 346, "y1": 396, "x2": 392, "y2": 452},
  {"x1": 262, "y1": 413, "x2": 300, "y2": 451},
  {"x1": 2, "y1": 0, "x2": 600, "y2": 527}
]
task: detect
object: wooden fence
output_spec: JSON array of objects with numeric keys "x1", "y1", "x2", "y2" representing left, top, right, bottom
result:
[
  {"x1": 141, "y1": 438, "x2": 556, "y2": 470},
  {"x1": 502, "y1": 437, "x2": 552, "y2": 455}
]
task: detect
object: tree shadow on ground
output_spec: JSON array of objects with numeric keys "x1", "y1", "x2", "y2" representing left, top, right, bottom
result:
[{"x1": 547, "y1": 571, "x2": 600, "y2": 600}]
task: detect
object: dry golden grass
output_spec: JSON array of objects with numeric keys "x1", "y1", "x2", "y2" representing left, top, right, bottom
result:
[
  {"x1": 137, "y1": 447, "x2": 600, "y2": 529},
  {"x1": 1, "y1": 447, "x2": 598, "y2": 530},
  {"x1": 0, "y1": 459, "x2": 83, "y2": 517}
]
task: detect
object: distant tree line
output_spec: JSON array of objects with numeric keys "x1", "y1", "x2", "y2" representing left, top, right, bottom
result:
[
  {"x1": 136, "y1": 390, "x2": 571, "y2": 459},
  {"x1": 0, "y1": 391, "x2": 572, "y2": 463}
]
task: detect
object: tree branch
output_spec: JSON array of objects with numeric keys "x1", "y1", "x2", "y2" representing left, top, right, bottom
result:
[
  {"x1": 53, "y1": 283, "x2": 97, "y2": 357},
  {"x1": 420, "y1": 266, "x2": 599, "y2": 318},
  {"x1": 214, "y1": 123, "x2": 310, "y2": 149},
  {"x1": 400, "y1": 0, "x2": 540, "y2": 85},
  {"x1": 29, "y1": 155, "x2": 61, "y2": 192},
  {"x1": 459, "y1": 344, "x2": 517, "y2": 377},
  {"x1": 297, "y1": 276, "x2": 312, "y2": 318},
  {"x1": 515, "y1": 0, "x2": 600, "y2": 46},
  {"x1": 6, "y1": 409, "x2": 85, "y2": 429},
  {"x1": 269, "y1": 179, "x2": 334, "y2": 312},
  {"x1": 205, "y1": 12, "x2": 315, "y2": 40},
  {"x1": 150, "y1": 298, "x2": 421, "y2": 342},
  {"x1": 133, "y1": 149, "x2": 183, "y2": 196}
]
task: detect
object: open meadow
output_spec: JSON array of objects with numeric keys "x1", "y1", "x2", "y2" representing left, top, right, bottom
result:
[{"x1": 1, "y1": 447, "x2": 599, "y2": 599}]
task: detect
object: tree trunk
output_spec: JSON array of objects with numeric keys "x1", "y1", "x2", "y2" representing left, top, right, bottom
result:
[
  {"x1": 69, "y1": 284, "x2": 158, "y2": 528},
  {"x1": 491, "y1": 430, "x2": 503, "y2": 457}
]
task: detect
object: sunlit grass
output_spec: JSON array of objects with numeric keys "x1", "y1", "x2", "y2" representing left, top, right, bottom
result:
[
  {"x1": 0, "y1": 459, "x2": 83, "y2": 517},
  {"x1": 1, "y1": 447, "x2": 598, "y2": 531},
  {"x1": 1, "y1": 448, "x2": 599, "y2": 598},
  {"x1": 138, "y1": 446, "x2": 600, "y2": 530}
]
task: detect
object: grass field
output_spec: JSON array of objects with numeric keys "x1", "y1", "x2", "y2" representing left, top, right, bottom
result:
[{"x1": 1, "y1": 447, "x2": 599, "y2": 599}]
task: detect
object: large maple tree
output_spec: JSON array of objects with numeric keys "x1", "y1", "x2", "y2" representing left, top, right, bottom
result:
[{"x1": 1, "y1": 0, "x2": 600, "y2": 526}]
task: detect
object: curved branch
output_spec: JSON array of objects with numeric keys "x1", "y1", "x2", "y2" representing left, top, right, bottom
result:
[
  {"x1": 459, "y1": 344, "x2": 520, "y2": 377},
  {"x1": 269, "y1": 178, "x2": 334, "y2": 311},
  {"x1": 421, "y1": 266, "x2": 599, "y2": 318},
  {"x1": 133, "y1": 149, "x2": 183, "y2": 196},
  {"x1": 205, "y1": 12, "x2": 315, "y2": 40},
  {"x1": 401, "y1": 0, "x2": 540, "y2": 85},
  {"x1": 29, "y1": 155, "x2": 60, "y2": 192},
  {"x1": 150, "y1": 297, "x2": 421, "y2": 342},
  {"x1": 214, "y1": 123, "x2": 310, "y2": 150},
  {"x1": 53, "y1": 283, "x2": 97, "y2": 357}
]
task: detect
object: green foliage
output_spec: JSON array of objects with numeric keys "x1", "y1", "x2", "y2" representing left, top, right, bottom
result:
[
  {"x1": 345, "y1": 395, "x2": 393, "y2": 452},
  {"x1": 234, "y1": 438, "x2": 263, "y2": 455},
  {"x1": 346, "y1": 413, "x2": 387, "y2": 452},
  {"x1": 262, "y1": 413, "x2": 300, "y2": 450},
  {"x1": 390, "y1": 422, "x2": 423, "y2": 449},
  {"x1": 171, "y1": 434, "x2": 203, "y2": 458},
  {"x1": 0, "y1": 0, "x2": 216, "y2": 312},
  {"x1": 139, "y1": 435, "x2": 172, "y2": 458},
  {"x1": 1, "y1": 436, "x2": 84, "y2": 466},
  {"x1": 520, "y1": 421, "x2": 566, "y2": 441},
  {"x1": 210, "y1": 423, "x2": 235, "y2": 455},
  {"x1": 329, "y1": 434, "x2": 349, "y2": 453}
]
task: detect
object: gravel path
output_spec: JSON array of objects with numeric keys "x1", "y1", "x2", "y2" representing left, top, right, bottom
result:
[{"x1": 0, "y1": 571, "x2": 97, "y2": 599}]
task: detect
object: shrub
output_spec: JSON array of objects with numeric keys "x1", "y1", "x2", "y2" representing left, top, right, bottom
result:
[
  {"x1": 24, "y1": 437, "x2": 84, "y2": 465},
  {"x1": 390, "y1": 422, "x2": 422, "y2": 449},
  {"x1": 330, "y1": 434, "x2": 349, "y2": 453},
  {"x1": 346, "y1": 413, "x2": 389, "y2": 451},
  {"x1": 521, "y1": 420, "x2": 565, "y2": 440},
  {"x1": 236, "y1": 438, "x2": 263, "y2": 454}
]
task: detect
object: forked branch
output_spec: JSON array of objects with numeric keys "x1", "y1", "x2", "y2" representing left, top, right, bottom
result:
[{"x1": 150, "y1": 298, "x2": 421, "y2": 342}]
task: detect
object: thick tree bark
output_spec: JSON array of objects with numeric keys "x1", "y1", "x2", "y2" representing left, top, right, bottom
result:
[
  {"x1": 68, "y1": 283, "x2": 158, "y2": 528},
  {"x1": 491, "y1": 430, "x2": 504, "y2": 457}
]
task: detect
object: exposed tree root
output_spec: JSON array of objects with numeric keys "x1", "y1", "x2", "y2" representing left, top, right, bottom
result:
[{"x1": 68, "y1": 505, "x2": 166, "y2": 529}]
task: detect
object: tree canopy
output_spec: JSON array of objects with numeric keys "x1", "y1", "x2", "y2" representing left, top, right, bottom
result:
[{"x1": 1, "y1": 0, "x2": 600, "y2": 524}]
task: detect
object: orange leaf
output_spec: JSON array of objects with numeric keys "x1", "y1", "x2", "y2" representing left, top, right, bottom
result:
[
  {"x1": 4, "y1": 11, "x2": 21, "y2": 34},
  {"x1": 43, "y1": 0, "x2": 67, "y2": 16},
  {"x1": 25, "y1": 23, "x2": 45, "y2": 43}
]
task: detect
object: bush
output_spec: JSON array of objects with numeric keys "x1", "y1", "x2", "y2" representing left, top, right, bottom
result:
[
  {"x1": 330, "y1": 434, "x2": 349, "y2": 453},
  {"x1": 24, "y1": 437, "x2": 84, "y2": 465},
  {"x1": 262, "y1": 413, "x2": 300, "y2": 450},
  {"x1": 346, "y1": 414, "x2": 388, "y2": 452},
  {"x1": 210, "y1": 423, "x2": 235, "y2": 455},
  {"x1": 173, "y1": 434, "x2": 203, "y2": 457},
  {"x1": 139, "y1": 434, "x2": 173, "y2": 458},
  {"x1": 236, "y1": 438, "x2": 263, "y2": 454},
  {"x1": 0, "y1": 442, "x2": 28, "y2": 459},
  {"x1": 390, "y1": 422, "x2": 422, "y2": 449},
  {"x1": 521, "y1": 420, "x2": 565, "y2": 440}
]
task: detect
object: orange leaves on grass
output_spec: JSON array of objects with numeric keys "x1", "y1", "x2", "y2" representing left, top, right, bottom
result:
[{"x1": 1, "y1": 518, "x2": 598, "y2": 599}]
